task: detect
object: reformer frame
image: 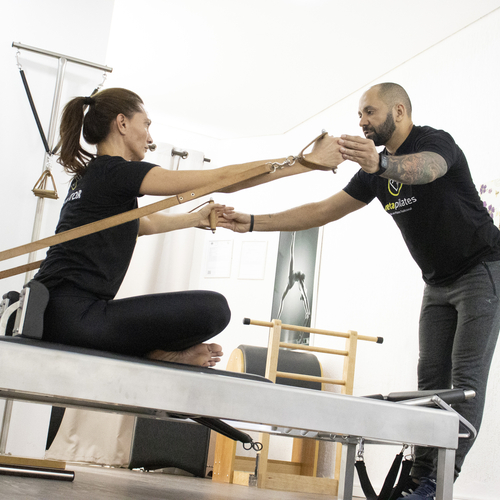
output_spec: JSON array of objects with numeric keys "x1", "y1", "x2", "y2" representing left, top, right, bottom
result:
[{"x1": 0, "y1": 334, "x2": 462, "y2": 500}]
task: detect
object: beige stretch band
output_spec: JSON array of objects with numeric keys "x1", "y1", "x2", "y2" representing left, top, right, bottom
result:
[{"x1": 0, "y1": 162, "x2": 273, "y2": 280}]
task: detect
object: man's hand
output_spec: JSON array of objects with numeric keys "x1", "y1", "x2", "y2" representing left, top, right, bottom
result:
[
  {"x1": 218, "y1": 209, "x2": 252, "y2": 233},
  {"x1": 303, "y1": 135, "x2": 345, "y2": 171},
  {"x1": 196, "y1": 203, "x2": 229, "y2": 229},
  {"x1": 338, "y1": 135, "x2": 380, "y2": 173}
]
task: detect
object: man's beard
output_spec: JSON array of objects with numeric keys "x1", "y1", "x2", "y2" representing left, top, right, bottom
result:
[{"x1": 365, "y1": 112, "x2": 396, "y2": 146}]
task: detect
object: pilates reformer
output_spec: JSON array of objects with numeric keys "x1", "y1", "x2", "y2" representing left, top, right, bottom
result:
[
  {"x1": 0, "y1": 280, "x2": 476, "y2": 499},
  {"x1": 1, "y1": 59, "x2": 475, "y2": 494}
]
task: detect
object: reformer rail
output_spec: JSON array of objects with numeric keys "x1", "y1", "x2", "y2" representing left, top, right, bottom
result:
[{"x1": 0, "y1": 336, "x2": 460, "y2": 499}]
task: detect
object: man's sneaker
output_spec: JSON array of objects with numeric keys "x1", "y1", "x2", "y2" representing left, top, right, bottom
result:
[
  {"x1": 398, "y1": 477, "x2": 436, "y2": 499},
  {"x1": 396, "y1": 477, "x2": 419, "y2": 497}
]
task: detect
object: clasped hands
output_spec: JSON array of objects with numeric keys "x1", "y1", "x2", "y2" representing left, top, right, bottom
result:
[{"x1": 302, "y1": 133, "x2": 380, "y2": 174}]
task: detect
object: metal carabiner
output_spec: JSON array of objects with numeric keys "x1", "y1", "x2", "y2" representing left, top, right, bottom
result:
[
  {"x1": 15, "y1": 49, "x2": 23, "y2": 70},
  {"x1": 356, "y1": 438, "x2": 365, "y2": 461}
]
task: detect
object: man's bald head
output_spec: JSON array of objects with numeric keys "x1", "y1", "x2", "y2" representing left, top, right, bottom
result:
[{"x1": 370, "y1": 83, "x2": 412, "y2": 118}]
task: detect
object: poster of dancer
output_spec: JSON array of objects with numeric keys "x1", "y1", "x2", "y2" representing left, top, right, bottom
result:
[{"x1": 270, "y1": 228, "x2": 320, "y2": 344}]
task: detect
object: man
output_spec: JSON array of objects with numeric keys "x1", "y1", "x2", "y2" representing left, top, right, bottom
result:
[{"x1": 220, "y1": 83, "x2": 500, "y2": 500}]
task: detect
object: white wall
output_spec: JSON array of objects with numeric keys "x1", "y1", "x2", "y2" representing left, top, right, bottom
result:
[{"x1": 0, "y1": 0, "x2": 115, "y2": 458}]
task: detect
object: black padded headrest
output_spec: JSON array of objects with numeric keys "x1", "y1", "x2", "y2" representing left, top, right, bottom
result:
[{"x1": 237, "y1": 344, "x2": 322, "y2": 391}]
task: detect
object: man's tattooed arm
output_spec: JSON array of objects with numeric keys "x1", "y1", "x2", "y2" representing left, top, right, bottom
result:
[{"x1": 380, "y1": 152, "x2": 448, "y2": 185}]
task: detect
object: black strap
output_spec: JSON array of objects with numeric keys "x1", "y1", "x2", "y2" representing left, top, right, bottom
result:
[
  {"x1": 19, "y1": 69, "x2": 102, "y2": 157},
  {"x1": 355, "y1": 460, "x2": 378, "y2": 500},
  {"x1": 388, "y1": 459, "x2": 414, "y2": 500},
  {"x1": 378, "y1": 452, "x2": 404, "y2": 500},
  {"x1": 19, "y1": 69, "x2": 52, "y2": 155},
  {"x1": 355, "y1": 452, "x2": 409, "y2": 500}
]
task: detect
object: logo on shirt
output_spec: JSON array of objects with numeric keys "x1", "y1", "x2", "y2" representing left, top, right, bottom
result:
[
  {"x1": 384, "y1": 180, "x2": 417, "y2": 214},
  {"x1": 63, "y1": 189, "x2": 82, "y2": 205},
  {"x1": 388, "y1": 180, "x2": 402, "y2": 196}
]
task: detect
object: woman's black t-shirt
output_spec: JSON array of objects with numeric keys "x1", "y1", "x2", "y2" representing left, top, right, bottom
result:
[{"x1": 35, "y1": 155, "x2": 157, "y2": 299}]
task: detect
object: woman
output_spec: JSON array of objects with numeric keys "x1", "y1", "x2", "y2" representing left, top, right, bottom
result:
[{"x1": 35, "y1": 88, "x2": 342, "y2": 367}]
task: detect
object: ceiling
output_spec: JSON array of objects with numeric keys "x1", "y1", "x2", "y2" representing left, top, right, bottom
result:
[{"x1": 104, "y1": 0, "x2": 500, "y2": 140}]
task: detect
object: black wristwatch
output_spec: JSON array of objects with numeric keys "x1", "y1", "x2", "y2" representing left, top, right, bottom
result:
[{"x1": 374, "y1": 153, "x2": 388, "y2": 176}]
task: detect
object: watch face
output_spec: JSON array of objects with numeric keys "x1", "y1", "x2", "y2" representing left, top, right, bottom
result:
[{"x1": 381, "y1": 154, "x2": 388, "y2": 169}]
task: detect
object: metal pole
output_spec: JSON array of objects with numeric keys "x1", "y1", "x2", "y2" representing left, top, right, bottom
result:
[
  {"x1": 25, "y1": 57, "x2": 67, "y2": 284},
  {"x1": 12, "y1": 42, "x2": 112, "y2": 73},
  {"x1": 0, "y1": 401, "x2": 13, "y2": 454}
]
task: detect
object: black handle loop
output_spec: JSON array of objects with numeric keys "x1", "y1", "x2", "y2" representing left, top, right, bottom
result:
[{"x1": 243, "y1": 441, "x2": 263, "y2": 452}]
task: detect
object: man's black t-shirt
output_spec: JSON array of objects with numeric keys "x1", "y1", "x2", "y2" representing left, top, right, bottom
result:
[
  {"x1": 35, "y1": 156, "x2": 157, "y2": 299},
  {"x1": 343, "y1": 125, "x2": 500, "y2": 285}
]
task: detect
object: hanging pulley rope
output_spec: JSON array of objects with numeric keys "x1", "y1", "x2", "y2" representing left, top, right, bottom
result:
[
  {"x1": 15, "y1": 48, "x2": 110, "y2": 200},
  {"x1": 16, "y1": 49, "x2": 59, "y2": 199}
]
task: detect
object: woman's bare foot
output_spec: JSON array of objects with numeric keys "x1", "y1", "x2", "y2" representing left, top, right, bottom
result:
[{"x1": 147, "y1": 343, "x2": 223, "y2": 367}]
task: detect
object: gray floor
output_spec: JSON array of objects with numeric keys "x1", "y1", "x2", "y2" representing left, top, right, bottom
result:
[{"x1": 0, "y1": 464, "x2": 359, "y2": 500}]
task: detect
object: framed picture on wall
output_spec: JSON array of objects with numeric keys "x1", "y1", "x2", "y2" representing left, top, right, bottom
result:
[{"x1": 270, "y1": 228, "x2": 320, "y2": 345}]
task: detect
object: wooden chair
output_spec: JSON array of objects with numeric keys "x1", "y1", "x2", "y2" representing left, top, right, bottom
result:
[{"x1": 212, "y1": 318, "x2": 382, "y2": 495}]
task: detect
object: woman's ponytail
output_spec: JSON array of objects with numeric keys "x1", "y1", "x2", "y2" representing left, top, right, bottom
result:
[
  {"x1": 58, "y1": 97, "x2": 94, "y2": 176},
  {"x1": 58, "y1": 88, "x2": 144, "y2": 177}
]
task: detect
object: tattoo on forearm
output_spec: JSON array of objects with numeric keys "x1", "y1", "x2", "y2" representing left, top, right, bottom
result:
[{"x1": 383, "y1": 152, "x2": 447, "y2": 185}]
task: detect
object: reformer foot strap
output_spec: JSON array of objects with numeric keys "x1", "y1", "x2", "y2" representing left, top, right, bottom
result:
[
  {"x1": 378, "y1": 452, "x2": 404, "y2": 500},
  {"x1": 355, "y1": 459, "x2": 378, "y2": 500},
  {"x1": 355, "y1": 452, "x2": 409, "y2": 500},
  {"x1": 388, "y1": 458, "x2": 414, "y2": 500}
]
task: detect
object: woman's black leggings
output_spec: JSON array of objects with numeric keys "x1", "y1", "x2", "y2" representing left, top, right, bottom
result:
[{"x1": 42, "y1": 284, "x2": 231, "y2": 357}]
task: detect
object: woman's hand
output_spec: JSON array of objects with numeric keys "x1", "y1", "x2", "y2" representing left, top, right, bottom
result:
[
  {"x1": 196, "y1": 203, "x2": 232, "y2": 230},
  {"x1": 217, "y1": 209, "x2": 252, "y2": 233}
]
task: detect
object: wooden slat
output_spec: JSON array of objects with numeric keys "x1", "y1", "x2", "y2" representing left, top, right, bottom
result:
[
  {"x1": 232, "y1": 471, "x2": 251, "y2": 486},
  {"x1": 276, "y1": 371, "x2": 345, "y2": 386},
  {"x1": 234, "y1": 456, "x2": 302, "y2": 476},
  {"x1": 0, "y1": 456, "x2": 67, "y2": 469},
  {"x1": 279, "y1": 342, "x2": 348, "y2": 356},
  {"x1": 264, "y1": 472, "x2": 338, "y2": 495},
  {"x1": 291, "y1": 438, "x2": 318, "y2": 476},
  {"x1": 245, "y1": 318, "x2": 380, "y2": 344},
  {"x1": 212, "y1": 435, "x2": 237, "y2": 483}
]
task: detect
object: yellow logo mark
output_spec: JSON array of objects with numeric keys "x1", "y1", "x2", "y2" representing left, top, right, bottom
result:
[{"x1": 388, "y1": 180, "x2": 402, "y2": 197}]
